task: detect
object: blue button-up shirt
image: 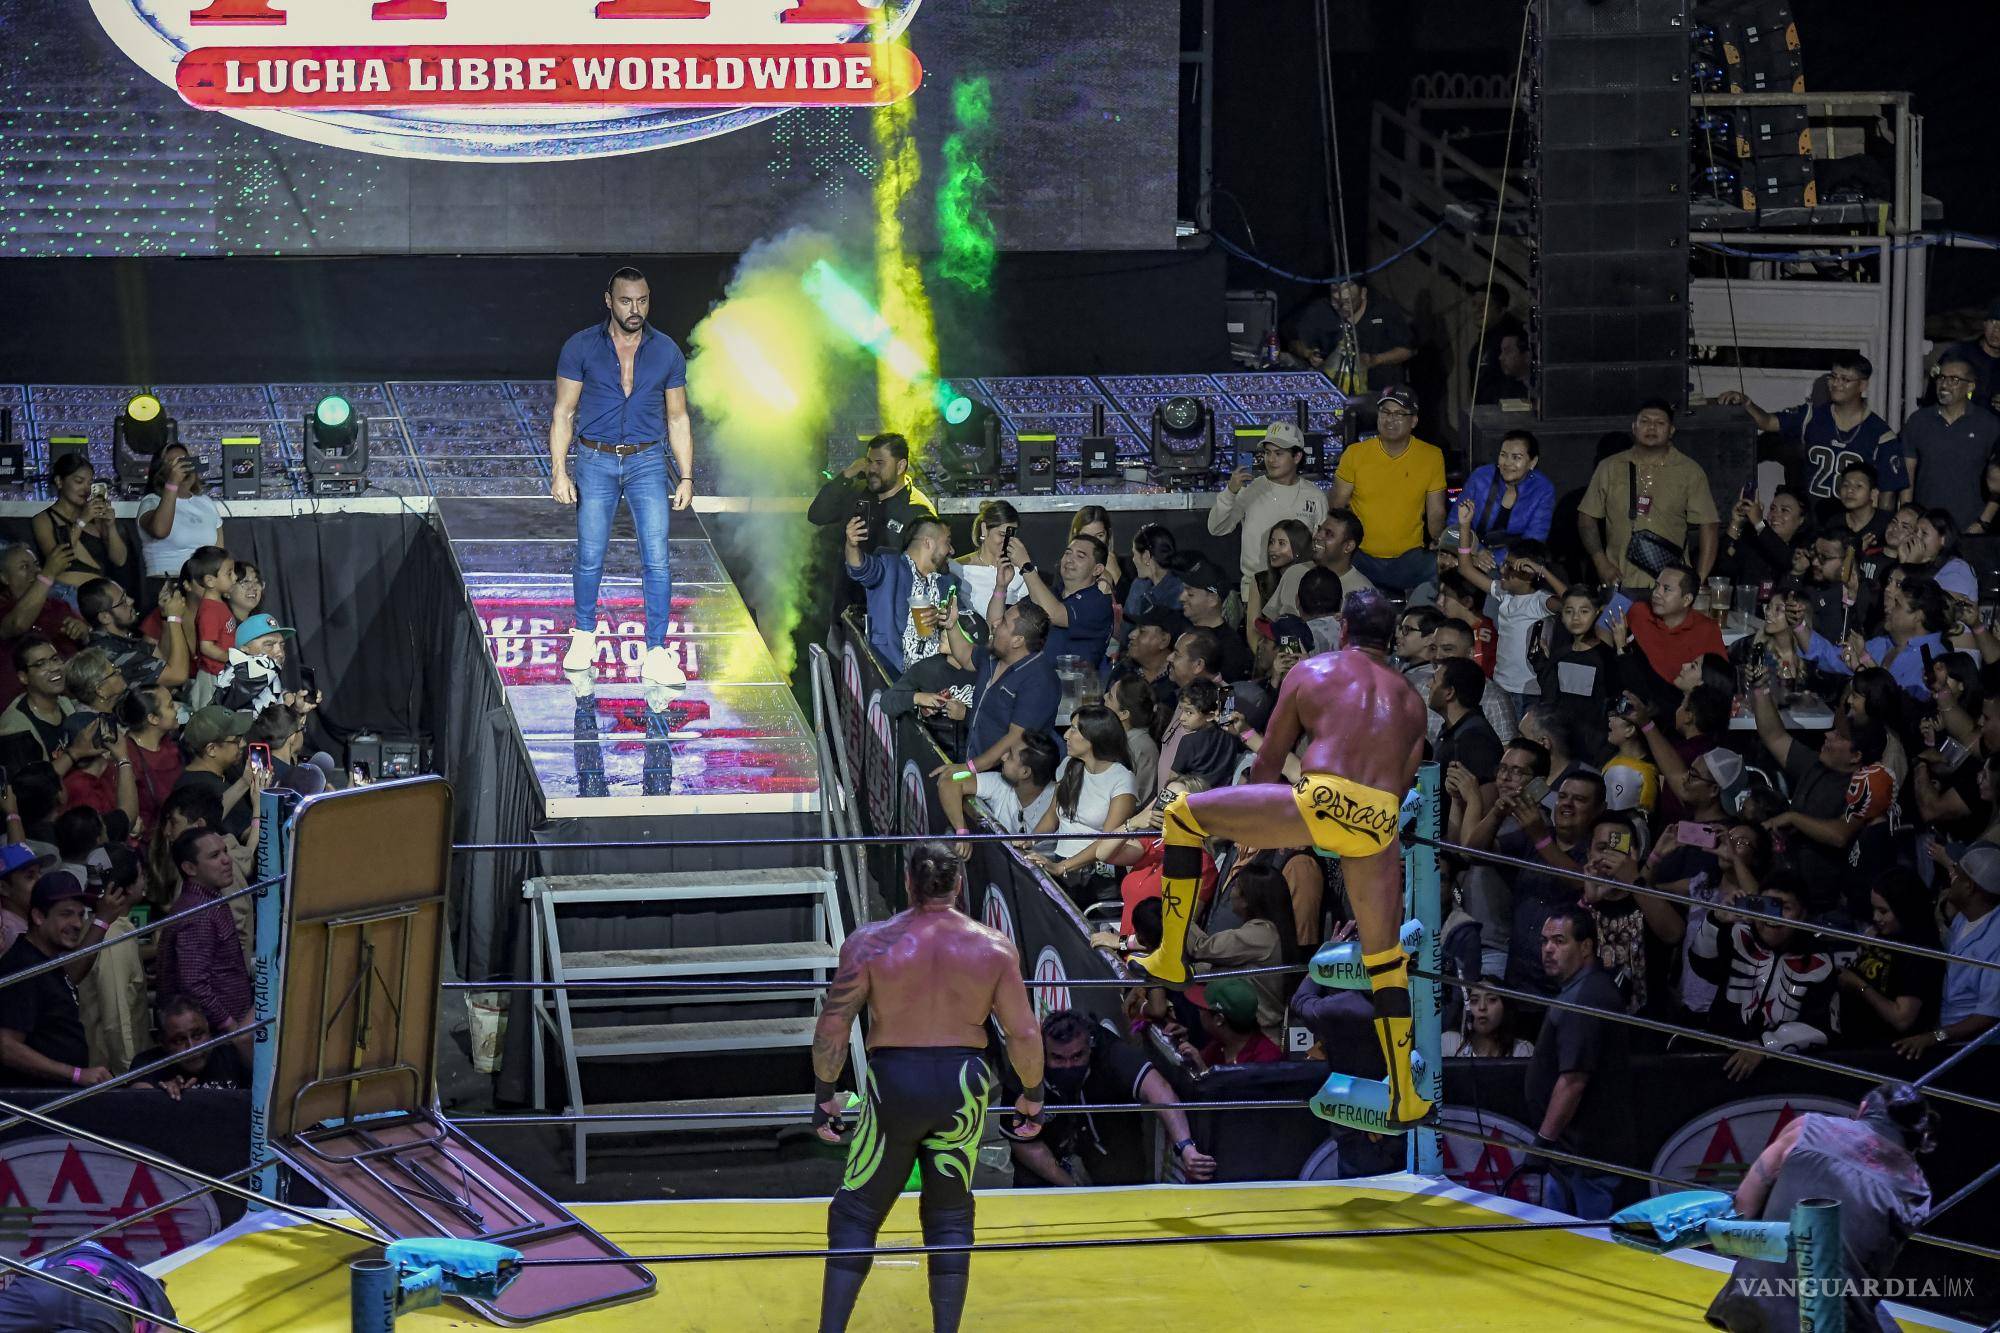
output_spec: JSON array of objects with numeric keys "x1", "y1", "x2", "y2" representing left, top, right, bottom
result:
[
  {"x1": 557, "y1": 321, "x2": 687, "y2": 445},
  {"x1": 1799, "y1": 629, "x2": 1944, "y2": 701}
]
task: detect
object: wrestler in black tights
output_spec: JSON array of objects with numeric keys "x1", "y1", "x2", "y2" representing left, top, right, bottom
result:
[{"x1": 820, "y1": 1047, "x2": 992, "y2": 1333}]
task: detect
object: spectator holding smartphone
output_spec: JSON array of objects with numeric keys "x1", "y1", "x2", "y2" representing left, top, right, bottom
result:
[
  {"x1": 136, "y1": 444, "x2": 224, "y2": 613},
  {"x1": 0, "y1": 547, "x2": 88, "y2": 705},
  {"x1": 31, "y1": 455, "x2": 126, "y2": 597}
]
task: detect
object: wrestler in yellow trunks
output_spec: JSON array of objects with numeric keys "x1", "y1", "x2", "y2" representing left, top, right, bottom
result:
[{"x1": 1291, "y1": 772, "x2": 1401, "y2": 858}]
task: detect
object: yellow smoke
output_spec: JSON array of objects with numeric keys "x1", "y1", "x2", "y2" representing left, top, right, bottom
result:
[
  {"x1": 870, "y1": 30, "x2": 938, "y2": 457},
  {"x1": 685, "y1": 229, "x2": 853, "y2": 677}
]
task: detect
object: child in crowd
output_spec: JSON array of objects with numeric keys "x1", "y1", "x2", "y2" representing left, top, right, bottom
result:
[
  {"x1": 1531, "y1": 583, "x2": 1619, "y2": 724},
  {"x1": 1601, "y1": 703, "x2": 1661, "y2": 815},
  {"x1": 142, "y1": 546, "x2": 238, "y2": 700},
  {"x1": 1434, "y1": 571, "x2": 1498, "y2": 677},
  {"x1": 1454, "y1": 509, "x2": 1563, "y2": 713},
  {"x1": 1166, "y1": 678, "x2": 1241, "y2": 789}
]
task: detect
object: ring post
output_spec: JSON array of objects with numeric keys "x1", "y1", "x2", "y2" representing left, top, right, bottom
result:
[
  {"x1": 1406, "y1": 762, "x2": 1443, "y2": 1176},
  {"x1": 248, "y1": 786, "x2": 287, "y2": 1208},
  {"x1": 1790, "y1": 1198, "x2": 1843, "y2": 1333},
  {"x1": 350, "y1": 1257, "x2": 396, "y2": 1333}
]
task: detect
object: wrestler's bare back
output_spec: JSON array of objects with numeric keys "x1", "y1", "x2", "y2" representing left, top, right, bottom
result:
[
  {"x1": 843, "y1": 907, "x2": 1024, "y2": 1051},
  {"x1": 1260, "y1": 648, "x2": 1426, "y2": 793}
]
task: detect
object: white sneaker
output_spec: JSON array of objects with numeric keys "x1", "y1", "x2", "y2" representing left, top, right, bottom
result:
[
  {"x1": 641, "y1": 645, "x2": 687, "y2": 691},
  {"x1": 562, "y1": 628, "x2": 598, "y2": 673}
]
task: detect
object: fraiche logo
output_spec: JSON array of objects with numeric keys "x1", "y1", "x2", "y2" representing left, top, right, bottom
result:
[{"x1": 89, "y1": 0, "x2": 925, "y2": 161}]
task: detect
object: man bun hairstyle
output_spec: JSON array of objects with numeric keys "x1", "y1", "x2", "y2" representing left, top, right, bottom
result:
[
  {"x1": 906, "y1": 841, "x2": 963, "y2": 903},
  {"x1": 1862, "y1": 1080, "x2": 1938, "y2": 1154}
]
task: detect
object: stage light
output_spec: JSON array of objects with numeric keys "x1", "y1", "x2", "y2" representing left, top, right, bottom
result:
[
  {"x1": 936, "y1": 398, "x2": 1000, "y2": 490},
  {"x1": 314, "y1": 394, "x2": 353, "y2": 433},
  {"x1": 303, "y1": 394, "x2": 369, "y2": 496},
  {"x1": 113, "y1": 392, "x2": 178, "y2": 493},
  {"x1": 1150, "y1": 395, "x2": 1215, "y2": 482},
  {"x1": 937, "y1": 382, "x2": 973, "y2": 426}
]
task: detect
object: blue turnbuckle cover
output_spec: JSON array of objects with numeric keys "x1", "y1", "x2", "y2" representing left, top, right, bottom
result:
[
  {"x1": 1608, "y1": 1190, "x2": 1735, "y2": 1254},
  {"x1": 1308, "y1": 918, "x2": 1427, "y2": 989},
  {"x1": 1308, "y1": 1060, "x2": 1429, "y2": 1135},
  {"x1": 385, "y1": 1238, "x2": 524, "y2": 1303}
]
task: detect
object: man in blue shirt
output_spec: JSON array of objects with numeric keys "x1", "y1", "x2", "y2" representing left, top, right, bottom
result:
[
  {"x1": 959, "y1": 602, "x2": 1059, "y2": 776},
  {"x1": 1799, "y1": 574, "x2": 1950, "y2": 702},
  {"x1": 1720, "y1": 354, "x2": 1906, "y2": 508},
  {"x1": 550, "y1": 267, "x2": 695, "y2": 691},
  {"x1": 1893, "y1": 841, "x2": 1999, "y2": 1061},
  {"x1": 1015, "y1": 532, "x2": 1113, "y2": 670}
]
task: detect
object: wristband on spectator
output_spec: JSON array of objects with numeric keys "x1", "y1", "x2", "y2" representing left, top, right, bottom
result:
[
  {"x1": 1639, "y1": 720, "x2": 1657, "y2": 734},
  {"x1": 35, "y1": 574, "x2": 52, "y2": 589},
  {"x1": 163, "y1": 483, "x2": 179, "y2": 494},
  {"x1": 69, "y1": 1067, "x2": 82, "y2": 1086},
  {"x1": 964, "y1": 759, "x2": 978, "y2": 775},
  {"x1": 92, "y1": 918, "x2": 109, "y2": 933},
  {"x1": 166, "y1": 616, "x2": 183, "y2": 624},
  {"x1": 4, "y1": 813, "x2": 18, "y2": 825},
  {"x1": 954, "y1": 827, "x2": 970, "y2": 837},
  {"x1": 1457, "y1": 545, "x2": 1473, "y2": 555},
  {"x1": 1533, "y1": 834, "x2": 1555, "y2": 852}
]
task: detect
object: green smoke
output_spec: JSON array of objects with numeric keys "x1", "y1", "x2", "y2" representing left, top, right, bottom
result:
[{"x1": 937, "y1": 78, "x2": 996, "y2": 292}]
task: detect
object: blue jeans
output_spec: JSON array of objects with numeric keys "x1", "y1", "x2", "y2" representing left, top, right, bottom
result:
[
  {"x1": 573, "y1": 444, "x2": 672, "y2": 649},
  {"x1": 1544, "y1": 1165, "x2": 1621, "y2": 1220},
  {"x1": 1352, "y1": 546, "x2": 1438, "y2": 595}
]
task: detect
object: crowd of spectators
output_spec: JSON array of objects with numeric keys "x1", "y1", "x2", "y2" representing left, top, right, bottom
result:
[
  {"x1": 0, "y1": 443, "x2": 328, "y2": 1097},
  {"x1": 824, "y1": 361, "x2": 2000, "y2": 1209}
]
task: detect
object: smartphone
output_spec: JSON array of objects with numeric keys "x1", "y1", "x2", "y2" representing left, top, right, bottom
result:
[
  {"x1": 349, "y1": 762, "x2": 370, "y2": 786},
  {"x1": 1920, "y1": 642, "x2": 1936, "y2": 677},
  {"x1": 1937, "y1": 737, "x2": 1971, "y2": 773},
  {"x1": 1738, "y1": 477, "x2": 1756, "y2": 502},
  {"x1": 1676, "y1": 821, "x2": 1719, "y2": 850},
  {"x1": 89, "y1": 481, "x2": 108, "y2": 502},
  {"x1": 1736, "y1": 894, "x2": 1780, "y2": 918},
  {"x1": 1523, "y1": 776, "x2": 1550, "y2": 806},
  {"x1": 247, "y1": 743, "x2": 271, "y2": 777}
]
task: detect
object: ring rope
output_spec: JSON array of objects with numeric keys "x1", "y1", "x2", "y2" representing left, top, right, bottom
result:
[
  {"x1": 1441, "y1": 1122, "x2": 2000, "y2": 1266},
  {"x1": 1409, "y1": 967, "x2": 2000, "y2": 1118},
  {"x1": 449, "y1": 1098, "x2": 1314, "y2": 1129},
  {"x1": 444, "y1": 829, "x2": 2000, "y2": 982},
  {"x1": 0, "y1": 1250, "x2": 198, "y2": 1333},
  {"x1": 508, "y1": 1216, "x2": 1588, "y2": 1269},
  {"x1": 0, "y1": 873, "x2": 281, "y2": 996},
  {"x1": 1409, "y1": 833, "x2": 2000, "y2": 979},
  {"x1": 439, "y1": 962, "x2": 1312, "y2": 995},
  {"x1": 0, "y1": 1019, "x2": 274, "y2": 1141},
  {"x1": 0, "y1": 1091, "x2": 382, "y2": 1247}
]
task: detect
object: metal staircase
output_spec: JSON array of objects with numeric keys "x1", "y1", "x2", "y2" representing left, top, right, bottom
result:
[{"x1": 525, "y1": 867, "x2": 862, "y2": 1183}]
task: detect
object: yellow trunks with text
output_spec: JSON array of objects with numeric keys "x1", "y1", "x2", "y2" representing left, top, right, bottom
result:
[{"x1": 1291, "y1": 772, "x2": 1400, "y2": 858}]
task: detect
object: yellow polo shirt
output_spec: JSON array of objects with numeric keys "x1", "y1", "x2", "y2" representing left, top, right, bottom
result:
[{"x1": 1334, "y1": 435, "x2": 1446, "y2": 558}]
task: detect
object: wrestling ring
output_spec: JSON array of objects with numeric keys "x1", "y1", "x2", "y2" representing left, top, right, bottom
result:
[{"x1": 0, "y1": 771, "x2": 1993, "y2": 1331}]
